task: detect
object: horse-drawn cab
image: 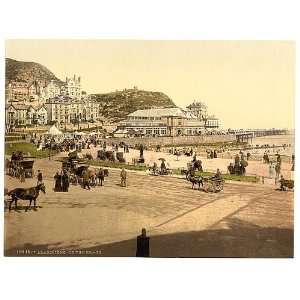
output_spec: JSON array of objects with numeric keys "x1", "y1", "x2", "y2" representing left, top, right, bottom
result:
[
  {"x1": 6, "y1": 156, "x2": 34, "y2": 178},
  {"x1": 61, "y1": 151, "x2": 81, "y2": 172}
]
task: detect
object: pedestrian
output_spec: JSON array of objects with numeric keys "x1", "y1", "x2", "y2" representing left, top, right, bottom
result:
[
  {"x1": 82, "y1": 170, "x2": 91, "y2": 190},
  {"x1": 54, "y1": 171, "x2": 62, "y2": 192},
  {"x1": 276, "y1": 153, "x2": 282, "y2": 166},
  {"x1": 20, "y1": 166, "x2": 25, "y2": 182},
  {"x1": 227, "y1": 163, "x2": 234, "y2": 175},
  {"x1": 192, "y1": 153, "x2": 197, "y2": 162},
  {"x1": 136, "y1": 228, "x2": 150, "y2": 257},
  {"x1": 62, "y1": 170, "x2": 70, "y2": 192},
  {"x1": 120, "y1": 168, "x2": 127, "y2": 187},
  {"x1": 240, "y1": 151, "x2": 244, "y2": 161},
  {"x1": 213, "y1": 150, "x2": 218, "y2": 158},
  {"x1": 98, "y1": 168, "x2": 105, "y2": 186},
  {"x1": 275, "y1": 162, "x2": 281, "y2": 179},
  {"x1": 139, "y1": 145, "x2": 144, "y2": 158},
  {"x1": 37, "y1": 169, "x2": 43, "y2": 185}
]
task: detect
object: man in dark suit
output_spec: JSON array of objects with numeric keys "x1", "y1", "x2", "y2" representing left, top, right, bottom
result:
[{"x1": 136, "y1": 228, "x2": 150, "y2": 257}]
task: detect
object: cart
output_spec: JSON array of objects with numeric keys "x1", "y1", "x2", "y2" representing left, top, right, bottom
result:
[{"x1": 202, "y1": 176, "x2": 224, "y2": 193}]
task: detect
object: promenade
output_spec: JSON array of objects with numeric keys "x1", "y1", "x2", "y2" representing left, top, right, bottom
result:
[{"x1": 4, "y1": 156, "x2": 293, "y2": 257}]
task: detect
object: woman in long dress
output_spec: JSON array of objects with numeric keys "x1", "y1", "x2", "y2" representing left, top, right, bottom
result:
[{"x1": 54, "y1": 171, "x2": 62, "y2": 192}]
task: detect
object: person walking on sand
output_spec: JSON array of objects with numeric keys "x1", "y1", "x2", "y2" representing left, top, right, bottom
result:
[{"x1": 120, "y1": 168, "x2": 127, "y2": 187}]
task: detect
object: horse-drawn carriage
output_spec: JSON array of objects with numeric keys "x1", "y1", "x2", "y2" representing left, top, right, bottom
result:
[
  {"x1": 61, "y1": 152, "x2": 81, "y2": 173},
  {"x1": 63, "y1": 160, "x2": 109, "y2": 187},
  {"x1": 186, "y1": 172, "x2": 224, "y2": 193},
  {"x1": 202, "y1": 176, "x2": 224, "y2": 193},
  {"x1": 6, "y1": 158, "x2": 34, "y2": 178}
]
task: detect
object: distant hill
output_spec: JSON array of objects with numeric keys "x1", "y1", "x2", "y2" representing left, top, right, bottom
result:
[
  {"x1": 5, "y1": 58, "x2": 177, "y2": 122},
  {"x1": 5, "y1": 58, "x2": 63, "y2": 84},
  {"x1": 91, "y1": 88, "x2": 177, "y2": 122}
]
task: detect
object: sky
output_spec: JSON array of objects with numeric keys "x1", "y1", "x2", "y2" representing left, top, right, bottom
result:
[{"x1": 5, "y1": 40, "x2": 295, "y2": 129}]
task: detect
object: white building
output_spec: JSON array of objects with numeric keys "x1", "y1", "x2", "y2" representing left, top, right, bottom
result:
[
  {"x1": 205, "y1": 115, "x2": 220, "y2": 128},
  {"x1": 186, "y1": 101, "x2": 208, "y2": 120},
  {"x1": 5, "y1": 104, "x2": 36, "y2": 127},
  {"x1": 119, "y1": 107, "x2": 205, "y2": 136},
  {"x1": 61, "y1": 75, "x2": 81, "y2": 99},
  {"x1": 44, "y1": 80, "x2": 61, "y2": 100},
  {"x1": 35, "y1": 105, "x2": 48, "y2": 125},
  {"x1": 45, "y1": 96, "x2": 101, "y2": 125}
]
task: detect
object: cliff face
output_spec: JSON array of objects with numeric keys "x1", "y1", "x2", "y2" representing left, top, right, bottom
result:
[
  {"x1": 91, "y1": 89, "x2": 177, "y2": 122},
  {"x1": 5, "y1": 58, "x2": 63, "y2": 84}
]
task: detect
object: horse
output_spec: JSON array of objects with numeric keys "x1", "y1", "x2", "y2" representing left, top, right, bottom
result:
[
  {"x1": 7, "y1": 183, "x2": 46, "y2": 211},
  {"x1": 187, "y1": 174, "x2": 203, "y2": 190}
]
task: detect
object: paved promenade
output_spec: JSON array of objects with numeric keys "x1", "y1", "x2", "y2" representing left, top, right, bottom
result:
[{"x1": 4, "y1": 157, "x2": 293, "y2": 257}]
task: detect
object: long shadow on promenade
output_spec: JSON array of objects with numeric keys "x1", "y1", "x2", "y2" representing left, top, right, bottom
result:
[{"x1": 5, "y1": 218, "x2": 293, "y2": 258}]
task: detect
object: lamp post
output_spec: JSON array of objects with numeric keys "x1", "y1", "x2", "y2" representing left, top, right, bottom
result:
[{"x1": 48, "y1": 142, "x2": 52, "y2": 160}]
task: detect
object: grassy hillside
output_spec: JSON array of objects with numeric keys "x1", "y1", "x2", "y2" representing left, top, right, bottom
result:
[
  {"x1": 5, "y1": 58, "x2": 63, "y2": 84},
  {"x1": 91, "y1": 88, "x2": 176, "y2": 122}
]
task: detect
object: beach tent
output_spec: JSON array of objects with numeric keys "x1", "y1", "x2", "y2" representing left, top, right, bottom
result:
[{"x1": 47, "y1": 125, "x2": 63, "y2": 136}]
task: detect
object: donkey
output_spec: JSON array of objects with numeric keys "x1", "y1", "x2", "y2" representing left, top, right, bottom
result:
[{"x1": 7, "y1": 183, "x2": 46, "y2": 211}]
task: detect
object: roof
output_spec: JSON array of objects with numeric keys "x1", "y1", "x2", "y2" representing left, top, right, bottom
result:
[
  {"x1": 128, "y1": 107, "x2": 186, "y2": 118},
  {"x1": 6, "y1": 104, "x2": 34, "y2": 110},
  {"x1": 186, "y1": 101, "x2": 207, "y2": 109},
  {"x1": 35, "y1": 104, "x2": 47, "y2": 110},
  {"x1": 207, "y1": 115, "x2": 219, "y2": 120}
]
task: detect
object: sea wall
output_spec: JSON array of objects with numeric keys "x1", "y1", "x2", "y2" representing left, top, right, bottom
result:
[{"x1": 104, "y1": 134, "x2": 236, "y2": 147}]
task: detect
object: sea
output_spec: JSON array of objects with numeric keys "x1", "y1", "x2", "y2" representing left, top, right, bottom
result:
[{"x1": 249, "y1": 134, "x2": 295, "y2": 157}]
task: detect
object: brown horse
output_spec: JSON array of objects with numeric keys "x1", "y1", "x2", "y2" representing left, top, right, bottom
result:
[{"x1": 7, "y1": 183, "x2": 46, "y2": 211}]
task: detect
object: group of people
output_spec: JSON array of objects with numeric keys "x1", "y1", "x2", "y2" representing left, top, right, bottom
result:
[
  {"x1": 54, "y1": 169, "x2": 70, "y2": 192},
  {"x1": 227, "y1": 152, "x2": 248, "y2": 175},
  {"x1": 206, "y1": 149, "x2": 218, "y2": 159}
]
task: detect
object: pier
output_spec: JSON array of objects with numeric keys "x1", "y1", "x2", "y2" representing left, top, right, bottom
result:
[{"x1": 234, "y1": 128, "x2": 288, "y2": 143}]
